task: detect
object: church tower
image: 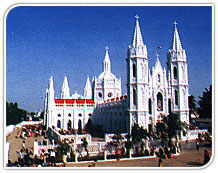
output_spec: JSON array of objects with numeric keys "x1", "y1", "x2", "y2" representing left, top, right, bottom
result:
[
  {"x1": 46, "y1": 76, "x2": 55, "y2": 129},
  {"x1": 127, "y1": 15, "x2": 149, "y2": 130},
  {"x1": 94, "y1": 47, "x2": 121, "y2": 103},
  {"x1": 167, "y1": 22, "x2": 189, "y2": 124}
]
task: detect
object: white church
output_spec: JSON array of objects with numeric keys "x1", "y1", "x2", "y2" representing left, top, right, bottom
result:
[{"x1": 44, "y1": 16, "x2": 189, "y2": 134}]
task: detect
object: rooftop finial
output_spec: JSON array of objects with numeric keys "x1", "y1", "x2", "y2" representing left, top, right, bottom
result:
[
  {"x1": 105, "y1": 46, "x2": 109, "y2": 51},
  {"x1": 135, "y1": 14, "x2": 140, "y2": 20},
  {"x1": 174, "y1": 21, "x2": 178, "y2": 27}
]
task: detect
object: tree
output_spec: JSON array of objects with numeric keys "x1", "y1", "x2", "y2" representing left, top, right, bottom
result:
[
  {"x1": 131, "y1": 124, "x2": 149, "y2": 144},
  {"x1": 6, "y1": 101, "x2": 27, "y2": 125},
  {"x1": 188, "y1": 95, "x2": 197, "y2": 120},
  {"x1": 198, "y1": 85, "x2": 212, "y2": 119}
]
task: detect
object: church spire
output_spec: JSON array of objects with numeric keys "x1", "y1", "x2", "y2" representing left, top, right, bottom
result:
[
  {"x1": 61, "y1": 76, "x2": 70, "y2": 99},
  {"x1": 132, "y1": 15, "x2": 144, "y2": 47},
  {"x1": 84, "y1": 76, "x2": 92, "y2": 99},
  {"x1": 172, "y1": 21, "x2": 183, "y2": 51},
  {"x1": 48, "y1": 76, "x2": 55, "y2": 105},
  {"x1": 103, "y1": 46, "x2": 111, "y2": 73}
]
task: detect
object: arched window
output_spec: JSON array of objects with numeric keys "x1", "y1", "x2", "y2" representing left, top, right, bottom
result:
[
  {"x1": 157, "y1": 92, "x2": 163, "y2": 111},
  {"x1": 57, "y1": 114, "x2": 61, "y2": 117},
  {"x1": 67, "y1": 120, "x2": 72, "y2": 130},
  {"x1": 133, "y1": 88, "x2": 137, "y2": 105},
  {"x1": 68, "y1": 113, "x2": 71, "y2": 117},
  {"x1": 133, "y1": 63, "x2": 136, "y2": 77},
  {"x1": 78, "y1": 113, "x2": 82, "y2": 117},
  {"x1": 78, "y1": 120, "x2": 82, "y2": 131},
  {"x1": 173, "y1": 66, "x2": 178, "y2": 79},
  {"x1": 168, "y1": 99, "x2": 172, "y2": 113},
  {"x1": 148, "y1": 98, "x2": 152, "y2": 114},
  {"x1": 175, "y1": 90, "x2": 179, "y2": 106},
  {"x1": 57, "y1": 120, "x2": 61, "y2": 128},
  {"x1": 158, "y1": 74, "x2": 161, "y2": 82}
]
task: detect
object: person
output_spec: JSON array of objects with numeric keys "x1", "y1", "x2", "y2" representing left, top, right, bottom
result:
[
  {"x1": 22, "y1": 141, "x2": 26, "y2": 149},
  {"x1": 203, "y1": 149, "x2": 210, "y2": 165},
  {"x1": 158, "y1": 158, "x2": 163, "y2": 167},
  {"x1": 196, "y1": 141, "x2": 200, "y2": 151},
  {"x1": 115, "y1": 148, "x2": 121, "y2": 161}
]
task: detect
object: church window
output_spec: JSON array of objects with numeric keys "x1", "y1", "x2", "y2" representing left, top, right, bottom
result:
[
  {"x1": 133, "y1": 63, "x2": 136, "y2": 78},
  {"x1": 175, "y1": 90, "x2": 179, "y2": 106},
  {"x1": 58, "y1": 114, "x2": 61, "y2": 117},
  {"x1": 168, "y1": 99, "x2": 172, "y2": 113},
  {"x1": 173, "y1": 66, "x2": 178, "y2": 79},
  {"x1": 98, "y1": 92, "x2": 102, "y2": 98},
  {"x1": 148, "y1": 98, "x2": 152, "y2": 114},
  {"x1": 158, "y1": 74, "x2": 161, "y2": 82},
  {"x1": 57, "y1": 120, "x2": 61, "y2": 128},
  {"x1": 157, "y1": 92, "x2": 163, "y2": 111},
  {"x1": 88, "y1": 113, "x2": 92, "y2": 117},
  {"x1": 67, "y1": 120, "x2": 72, "y2": 130},
  {"x1": 68, "y1": 113, "x2": 71, "y2": 117},
  {"x1": 133, "y1": 88, "x2": 137, "y2": 105},
  {"x1": 108, "y1": 92, "x2": 112, "y2": 98},
  {"x1": 78, "y1": 113, "x2": 82, "y2": 117}
]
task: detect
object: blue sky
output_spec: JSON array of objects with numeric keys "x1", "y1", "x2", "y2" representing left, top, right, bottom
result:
[{"x1": 6, "y1": 6, "x2": 212, "y2": 112}]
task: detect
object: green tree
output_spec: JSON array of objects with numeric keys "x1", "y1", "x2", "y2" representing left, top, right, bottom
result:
[
  {"x1": 131, "y1": 124, "x2": 148, "y2": 144},
  {"x1": 198, "y1": 85, "x2": 212, "y2": 119},
  {"x1": 6, "y1": 101, "x2": 27, "y2": 125},
  {"x1": 188, "y1": 95, "x2": 197, "y2": 120}
]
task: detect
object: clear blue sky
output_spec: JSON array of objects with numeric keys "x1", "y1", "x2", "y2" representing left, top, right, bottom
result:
[{"x1": 6, "y1": 6, "x2": 212, "y2": 112}]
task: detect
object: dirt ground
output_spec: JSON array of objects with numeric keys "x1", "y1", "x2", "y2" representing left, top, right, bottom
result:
[{"x1": 6, "y1": 127, "x2": 212, "y2": 167}]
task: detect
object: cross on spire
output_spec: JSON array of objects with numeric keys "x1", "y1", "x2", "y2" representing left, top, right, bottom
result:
[
  {"x1": 174, "y1": 21, "x2": 178, "y2": 27},
  {"x1": 105, "y1": 46, "x2": 109, "y2": 51},
  {"x1": 135, "y1": 14, "x2": 140, "y2": 20}
]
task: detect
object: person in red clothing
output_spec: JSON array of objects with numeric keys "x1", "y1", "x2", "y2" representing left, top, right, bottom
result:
[{"x1": 203, "y1": 149, "x2": 210, "y2": 165}]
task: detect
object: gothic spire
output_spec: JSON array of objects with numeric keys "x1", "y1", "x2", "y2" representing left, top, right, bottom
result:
[
  {"x1": 84, "y1": 76, "x2": 92, "y2": 99},
  {"x1": 48, "y1": 76, "x2": 55, "y2": 105},
  {"x1": 103, "y1": 46, "x2": 111, "y2": 73},
  {"x1": 172, "y1": 21, "x2": 183, "y2": 51},
  {"x1": 61, "y1": 76, "x2": 70, "y2": 99},
  {"x1": 132, "y1": 15, "x2": 144, "y2": 47}
]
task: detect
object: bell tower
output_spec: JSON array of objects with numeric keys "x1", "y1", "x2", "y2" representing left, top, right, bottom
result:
[
  {"x1": 127, "y1": 15, "x2": 149, "y2": 130},
  {"x1": 167, "y1": 21, "x2": 189, "y2": 124}
]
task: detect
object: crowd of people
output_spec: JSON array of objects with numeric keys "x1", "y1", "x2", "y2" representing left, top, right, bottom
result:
[
  {"x1": 16, "y1": 124, "x2": 47, "y2": 139},
  {"x1": 7, "y1": 124, "x2": 211, "y2": 167}
]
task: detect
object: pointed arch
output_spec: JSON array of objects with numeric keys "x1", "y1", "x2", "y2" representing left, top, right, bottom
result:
[
  {"x1": 78, "y1": 119, "x2": 82, "y2": 131},
  {"x1": 67, "y1": 120, "x2": 72, "y2": 130},
  {"x1": 175, "y1": 90, "x2": 179, "y2": 106},
  {"x1": 57, "y1": 120, "x2": 61, "y2": 128},
  {"x1": 157, "y1": 92, "x2": 163, "y2": 111},
  {"x1": 133, "y1": 88, "x2": 137, "y2": 105},
  {"x1": 133, "y1": 63, "x2": 136, "y2": 77},
  {"x1": 148, "y1": 98, "x2": 152, "y2": 114},
  {"x1": 173, "y1": 66, "x2": 178, "y2": 79},
  {"x1": 168, "y1": 99, "x2": 172, "y2": 113}
]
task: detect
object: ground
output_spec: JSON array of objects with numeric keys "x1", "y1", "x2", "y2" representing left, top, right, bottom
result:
[{"x1": 6, "y1": 127, "x2": 212, "y2": 167}]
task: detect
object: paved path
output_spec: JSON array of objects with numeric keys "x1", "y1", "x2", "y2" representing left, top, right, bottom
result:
[{"x1": 66, "y1": 147, "x2": 212, "y2": 167}]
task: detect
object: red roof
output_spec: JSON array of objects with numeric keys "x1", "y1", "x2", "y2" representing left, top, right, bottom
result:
[{"x1": 55, "y1": 99, "x2": 95, "y2": 106}]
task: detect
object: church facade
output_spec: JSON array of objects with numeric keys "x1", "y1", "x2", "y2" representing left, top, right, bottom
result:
[{"x1": 44, "y1": 16, "x2": 189, "y2": 133}]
